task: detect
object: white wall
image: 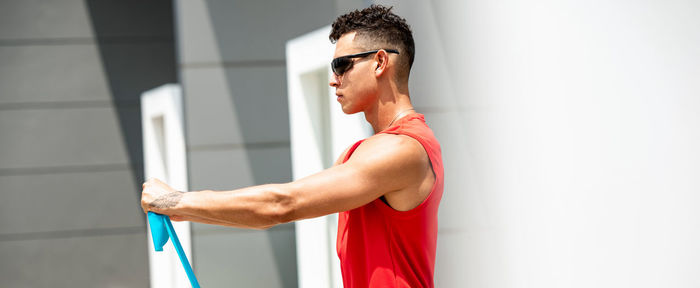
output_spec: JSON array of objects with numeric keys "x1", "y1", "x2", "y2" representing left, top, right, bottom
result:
[{"x1": 378, "y1": 0, "x2": 700, "y2": 287}]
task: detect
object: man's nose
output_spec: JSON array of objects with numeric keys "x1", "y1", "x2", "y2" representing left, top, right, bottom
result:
[{"x1": 329, "y1": 73, "x2": 341, "y2": 88}]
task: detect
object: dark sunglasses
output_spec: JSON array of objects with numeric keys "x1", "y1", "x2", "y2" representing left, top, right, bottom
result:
[{"x1": 331, "y1": 49, "x2": 400, "y2": 76}]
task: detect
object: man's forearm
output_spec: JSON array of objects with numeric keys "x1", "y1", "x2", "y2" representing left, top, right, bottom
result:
[
  {"x1": 175, "y1": 184, "x2": 294, "y2": 229},
  {"x1": 171, "y1": 213, "x2": 273, "y2": 230}
]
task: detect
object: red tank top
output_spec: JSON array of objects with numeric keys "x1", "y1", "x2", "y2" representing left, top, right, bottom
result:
[{"x1": 337, "y1": 113, "x2": 444, "y2": 288}]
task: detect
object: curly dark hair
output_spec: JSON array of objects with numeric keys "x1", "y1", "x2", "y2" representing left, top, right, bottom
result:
[{"x1": 330, "y1": 5, "x2": 415, "y2": 82}]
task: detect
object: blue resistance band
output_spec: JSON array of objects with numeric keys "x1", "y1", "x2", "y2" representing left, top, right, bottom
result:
[{"x1": 148, "y1": 212, "x2": 201, "y2": 288}]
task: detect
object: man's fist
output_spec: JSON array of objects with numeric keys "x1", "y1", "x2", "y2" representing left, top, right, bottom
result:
[{"x1": 140, "y1": 178, "x2": 183, "y2": 214}]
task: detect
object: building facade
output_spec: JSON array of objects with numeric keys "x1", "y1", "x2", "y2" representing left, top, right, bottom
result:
[{"x1": 2, "y1": 0, "x2": 700, "y2": 287}]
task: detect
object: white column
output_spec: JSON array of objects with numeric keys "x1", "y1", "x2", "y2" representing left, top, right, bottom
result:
[
  {"x1": 286, "y1": 26, "x2": 372, "y2": 288},
  {"x1": 141, "y1": 84, "x2": 194, "y2": 288}
]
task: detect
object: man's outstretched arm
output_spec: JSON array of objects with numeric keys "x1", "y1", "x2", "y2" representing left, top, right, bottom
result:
[{"x1": 140, "y1": 134, "x2": 430, "y2": 229}]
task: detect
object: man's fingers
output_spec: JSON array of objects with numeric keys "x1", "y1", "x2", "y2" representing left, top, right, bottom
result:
[
  {"x1": 142, "y1": 178, "x2": 159, "y2": 188},
  {"x1": 141, "y1": 199, "x2": 150, "y2": 214}
]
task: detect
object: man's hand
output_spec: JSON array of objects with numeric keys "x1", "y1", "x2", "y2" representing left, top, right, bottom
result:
[{"x1": 141, "y1": 178, "x2": 184, "y2": 215}]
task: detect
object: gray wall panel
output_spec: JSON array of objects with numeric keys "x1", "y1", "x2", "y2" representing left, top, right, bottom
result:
[
  {"x1": 177, "y1": 0, "x2": 335, "y2": 64},
  {"x1": 334, "y1": 0, "x2": 368, "y2": 14},
  {"x1": 173, "y1": 0, "x2": 223, "y2": 64},
  {"x1": 82, "y1": 1, "x2": 175, "y2": 39},
  {"x1": 0, "y1": 107, "x2": 135, "y2": 169},
  {"x1": 86, "y1": 42, "x2": 177, "y2": 101},
  {"x1": 193, "y1": 226, "x2": 297, "y2": 288},
  {"x1": 0, "y1": 42, "x2": 175, "y2": 104},
  {"x1": 0, "y1": 170, "x2": 144, "y2": 235},
  {"x1": 0, "y1": 44, "x2": 111, "y2": 104},
  {"x1": 0, "y1": 233, "x2": 148, "y2": 288},
  {"x1": 188, "y1": 146, "x2": 292, "y2": 191},
  {"x1": 0, "y1": 0, "x2": 174, "y2": 40},
  {"x1": 183, "y1": 66, "x2": 290, "y2": 146},
  {"x1": 0, "y1": 0, "x2": 93, "y2": 40}
]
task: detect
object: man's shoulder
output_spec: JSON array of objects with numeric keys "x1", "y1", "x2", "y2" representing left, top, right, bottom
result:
[
  {"x1": 365, "y1": 133, "x2": 419, "y2": 147},
  {"x1": 348, "y1": 133, "x2": 428, "y2": 167}
]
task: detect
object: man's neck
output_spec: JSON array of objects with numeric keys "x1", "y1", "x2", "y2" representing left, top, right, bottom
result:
[{"x1": 364, "y1": 88, "x2": 414, "y2": 134}]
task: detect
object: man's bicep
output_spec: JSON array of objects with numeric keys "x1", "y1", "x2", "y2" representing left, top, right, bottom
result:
[
  {"x1": 284, "y1": 162, "x2": 388, "y2": 220},
  {"x1": 282, "y1": 135, "x2": 424, "y2": 220}
]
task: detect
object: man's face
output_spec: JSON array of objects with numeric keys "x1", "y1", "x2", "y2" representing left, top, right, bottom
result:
[{"x1": 330, "y1": 32, "x2": 378, "y2": 114}]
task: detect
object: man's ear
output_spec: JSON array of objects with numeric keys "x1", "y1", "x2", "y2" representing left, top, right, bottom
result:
[{"x1": 374, "y1": 50, "x2": 390, "y2": 77}]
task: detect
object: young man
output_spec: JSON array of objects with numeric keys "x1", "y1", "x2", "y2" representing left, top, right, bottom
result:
[{"x1": 141, "y1": 5, "x2": 443, "y2": 287}]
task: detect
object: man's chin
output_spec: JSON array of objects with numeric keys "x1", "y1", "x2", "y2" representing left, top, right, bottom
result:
[{"x1": 340, "y1": 105, "x2": 361, "y2": 115}]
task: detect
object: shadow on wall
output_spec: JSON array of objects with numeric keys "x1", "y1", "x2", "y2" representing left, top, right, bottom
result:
[
  {"x1": 84, "y1": 0, "x2": 178, "y2": 195},
  {"x1": 202, "y1": 1, "x2": 343, "y2": 287}
]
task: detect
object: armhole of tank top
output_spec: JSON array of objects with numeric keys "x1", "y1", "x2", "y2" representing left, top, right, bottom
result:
[
  {"x1": 373, "y1": 130, "x2": 441, "y2": 219},
  {"x1": 342, "y1": 139, "x2": 365, "y2": 164}
]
